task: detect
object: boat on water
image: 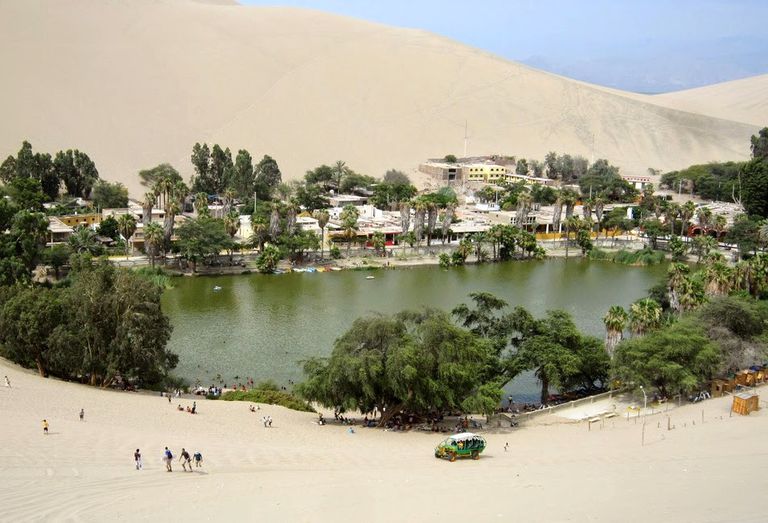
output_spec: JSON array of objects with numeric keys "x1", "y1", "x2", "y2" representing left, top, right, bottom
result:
[
  {"x1": 330, "y1": 267, "x2": 342, "y2": 272},
  {"x1": 365, "y1": 275, "x2": 375, "y2": 280},
  {"x1": 306, "y1": 267, "x2": 317, "y2": 273},
  {"x1": 213, "y1": 286, "x2": 222, "y2": 291}
]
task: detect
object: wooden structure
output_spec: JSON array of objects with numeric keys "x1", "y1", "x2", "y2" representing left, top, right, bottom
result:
[
  {"x1": 711, "y1": 378, "x2": 735, "y2": 398},
  {"x1": 732, "y1": 393, "x2": 759, "y2": 416}
]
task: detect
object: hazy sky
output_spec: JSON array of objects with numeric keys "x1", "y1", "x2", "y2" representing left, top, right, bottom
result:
[{"x1": 240, "y1": 0, "x2": 768, "y2": 93}]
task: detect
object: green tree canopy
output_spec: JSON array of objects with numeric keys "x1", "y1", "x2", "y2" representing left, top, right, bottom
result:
[{"x1": 91, "y1": 180, "x2": 129, "y2": 209}]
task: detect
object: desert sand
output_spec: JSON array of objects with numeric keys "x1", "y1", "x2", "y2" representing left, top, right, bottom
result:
[
  {"x1": 2, "y1": 357, "x2": 767, "y2": 522},
  {"x1": 650, "y1": 74, "x2": 768, "y2": 127},
  {"x1": 0, "y1": 0, "x2": 762, "y2": 196}
]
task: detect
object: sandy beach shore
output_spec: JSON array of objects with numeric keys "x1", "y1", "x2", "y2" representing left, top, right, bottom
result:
[{"x1": 1, "y1": 357, "x2": 767, "y2": 522}]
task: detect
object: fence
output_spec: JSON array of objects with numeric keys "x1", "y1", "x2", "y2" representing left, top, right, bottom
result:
[{"x1": 490, "y1": 389, "x2": 625, "y2": 427}]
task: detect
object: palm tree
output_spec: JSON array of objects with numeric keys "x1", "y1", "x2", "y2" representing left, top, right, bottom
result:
[
  {"x1": 222, "y1": 188, "x2": 236, "y2": 216},
  {"x1": 666, "y1": 262, "x2": 690, "y2": 313},
  {"x1": 696, "y1": 207, "x2": 712, "y2": 229},
  {"x1": 285, "y1": 201, "x2": 299, "y2": 235},
  {"x1": 68, "y1": 226, "x2": 101, "y2": 255},
  {"x1": 692, "y1": 234, "x2": 717, "y2": 263},
  {"x1": 250, "y1": 216, "x2": 269, "y2": 252},
  {"x1": 223, "y1": 211, "x2": 240, "y2": 239},
  {"x1": 268, "y1": 203, "x2": 282, "y2": 240},
  {"x1": 142, "y1": 191, "x2": 156, "y2": 228},
  {"x1": 399, "y1": 202, "x2": 411, "y2": 238},
  {"x1": 759, "y1": 221, "x2": 768, "y2": 250},
  {"x1": 680, "y1": 201, "x2": 696, "y2": 236},
  {"x1": 563, "y1": 216, "x2": 580, "y2": 259},
  {"x1": 515, "y1": 193, "x2": 533, "y2": 229},
  {"x1": 677, "y1": 276, "x2": 706, "y2": 312},
  {"x1": 713, "y1": 214, "x2": 728, "y2": 240},
  {"x1": 143, "y1": 222, "x2": 164, "y2": 268},
  {"x1": 194, "y1": 192, "x2": 210, "y2": 217},
  {"x1": 561, "y1": 189, "x2": 577, "y2": 220},
  {"x1": 426, "y1": 202, "x2": 438, "y2": 246},
  {"x1": 551, "y1": 191, "x2": 563, "y2": 234},
  {"x1": 582, "y1": 198, "x2": 593, "y2": 222},
  {"x1": 371, "y1": 231, "x2": 386, "y2": 256},
  {"x1": 603, "y1": 305, "x2": 628, "y2": 358},
  {"x1": 313, "y1": 210, "x2": 330, "y2": 259},
  {"x1": 339, "y1": 205, "x2": 360, "y2": 254},
  {"x1": 593, "y1": 196, "x2": 605, "y2": 241},
  {"x1": 332, "y1": 160, "x2": 347, "y2": 190},
  {"x1": 664, "y1": 202, "x2": 680, "y2": 235},
  {"x1": 116, "y1": 213, "x2": 137, "y2": 258},
  {"x1": 703, "y1": 261, "x2": 733, "y2": 297},
  {"x1": 441, "y1": 203, "x2": 455, "y2": 244},
  {"x1": 413, "y1": 200, "x2": 427, "y2": 254},
  {"x1": 629, "y1": 298, "x2": 662, "y2": 336}
]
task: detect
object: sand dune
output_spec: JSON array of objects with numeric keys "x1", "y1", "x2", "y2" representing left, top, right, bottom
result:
[
  {"x1": 651, "y1": 74, "x2": 768, "y2": 127},
  {"x1": 0, "y1": 0, "x2": 760, "y2": 197},
  {"x1": 2, "y1": 356, "x2": 768, "y2": 522}
]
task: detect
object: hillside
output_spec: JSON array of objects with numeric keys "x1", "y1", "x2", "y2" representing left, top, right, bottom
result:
[
  {"x1": 651, "y1": 74, "x2": 768, "y2": 127},
  {"x1": 0, "y1": 0, "x2": 760, "y2": 196}
]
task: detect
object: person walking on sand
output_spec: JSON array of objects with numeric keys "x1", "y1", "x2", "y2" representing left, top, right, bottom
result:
[
  {"x1": 42, "y1": 419, "x2": 49, "y2": 435},
  {"x1": 134, "y1": 449, "x2": 143, "y2": 470},
  {"x1": 179, "y1": 448, "x2": 192, "y2": 472},
  {"x1": 79, "y1": 409, "x2": 84, "y2": 421},
  {"x1": 163, "y1": 447, "x2": 173, "y2": 472},
  {"x1": 193, "y1": 451, "x2": 203, "y2": 468},
  {"x1": 4, "y1": 375, "x2": 10, "y2": 388}
]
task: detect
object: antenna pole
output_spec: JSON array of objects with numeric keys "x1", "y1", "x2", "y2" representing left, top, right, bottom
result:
[{"x1": 463, "y1": 120, "x2": 468, "y2": 158}]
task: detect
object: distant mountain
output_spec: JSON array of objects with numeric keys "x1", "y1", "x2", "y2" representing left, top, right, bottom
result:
[{"x1": 0, "y1": 0, "x2": 759, "y2": 195}]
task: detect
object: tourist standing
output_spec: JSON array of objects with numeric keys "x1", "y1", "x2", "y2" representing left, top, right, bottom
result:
[
  {"x1": 163, "y1": 447, "x2": 173, "y2": 472},
  {"x1": 79, "y1": 409, "x2": 84, "y2": 421},
  {"x1": 193, "y1": 451, "x2": 203, "y2": 468},
  {"x1": 4, "y1": 375, "x2": 10, "y2": 388},
  {"x1": 42, "y1": 419, "x2": 49, "y2": 435},
  {"x1": 134, "y1": 449, "x2": 143, "y2": 470}
]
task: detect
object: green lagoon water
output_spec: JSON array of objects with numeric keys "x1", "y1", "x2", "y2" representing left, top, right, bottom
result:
[{"x1": 162, "y1": 259, "x2": 666, "y2": 402}]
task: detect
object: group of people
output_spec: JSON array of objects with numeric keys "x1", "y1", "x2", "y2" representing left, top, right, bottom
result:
[
  {"x1": 261, "y1": 415, "x2": 273, "y2": 427},
  {"x1": 158, "y1": 447, "x2": 203, "y2": 472},
  {"x1": 176, "y1": 401, "x2": 197, "y2": 414}
]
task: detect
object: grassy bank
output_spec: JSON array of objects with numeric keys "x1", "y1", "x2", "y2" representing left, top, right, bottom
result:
[
  {"x1": 589, "y1": 247, "x2": 666, "y2": 266},
  {"x1": 219, "y1": 388, "x2": 315, "y2": 412}
]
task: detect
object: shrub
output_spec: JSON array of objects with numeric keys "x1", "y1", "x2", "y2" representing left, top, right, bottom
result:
[
  {"x1": 438, "y1": 253, "x2": 452, "y2": 268},
  {"x1": 330, "y1": 245, "x2": 341, "y2": 259},
  {"x1": 220, "y1": 389, "x2": 315, "y2": 412}
]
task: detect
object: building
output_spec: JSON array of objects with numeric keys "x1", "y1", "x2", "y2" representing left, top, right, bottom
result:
[
  {"x1": 328, "y1": 194, "x2": 368, "y2": 207},
  {"x1": 622, "y1": 175, "x2": 652, "y2": 191},
  {"x1": 418, "y1": 162, "x2": 462, "y2": 183},
  {"x1": 462, "y1": 163, "x2": 508, "y2": 183},
  {"x1": 58, "y1": 213, "x2": 101, "y2": 228},
  {"x1": 46, "y1": 217, "x2": 74, "y2": 245}
]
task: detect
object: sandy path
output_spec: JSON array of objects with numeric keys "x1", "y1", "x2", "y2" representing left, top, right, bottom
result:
[{"x1": 1, "y1": 358, "x2": 766, "y2": 522}]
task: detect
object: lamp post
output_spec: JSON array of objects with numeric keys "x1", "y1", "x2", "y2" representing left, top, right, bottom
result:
[{"x1": 640, "y1": 385, "x2": 647, "y2": 413}]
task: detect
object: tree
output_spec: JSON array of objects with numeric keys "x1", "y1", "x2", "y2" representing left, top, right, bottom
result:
[
  {"x1": 116, "y1": 213, "x2": 137, "y2": 257},
  {"x1": 0, "y1": 286, "x2": 66, "y2": 376},
  {"x1": 1, "y1": 210, "x2": 50, "y2": 283},
  {"x1": 641, "y1": 219, "x2": 665, "y2": 250},
  {"x1": 629, "y1": 298, "x2": 662, "y2": 336},
  {"x1": 339, "y1": 205, "x2": 360, "y2": 254},
  {"x1": 254, "y1": 155, "x2": 282, "y2": 198},
  {"x1": 294, "y1": 183, "x2": 330, "y2": 211},
  {"x1": 256, "y1": 244, "x2": 281, "y2": 274},
  {"x1": 726, "y1": 214, "x2": 760, "y2": 258},
  {"x1": 174, "y1": 217, "x2": 231, "y2": 273},
  {"x1": 139, "y1": 163, "x2": 183, "y2": 191},
  {"x1": 68, "y1": 226, "x2": 102, "y2": 255},
  {"x1": 296, "y1": 308, "x2": 501, "y2": 421},
  {"x1": 692, "y1": 234, "x2": 717, "y2": 263},
  {"x1": 510, "y1": 308, "x2": 609, "y2": 403},
  {"x1": 92, "y1": 180, "x2": 128, "y2": 209},
  {"x1": 223, "y1": 210, "x2": 240, "y2": 239},
  {"x1": 53, "y1": 149, "x2": 99, "y2": 198},
  {"x1": 603, "y1": 305, "x2": 628, "y2": 358},
  {"x1": 741, "y1": 158, "x2": 768, "y2": 218},
  {"x1": 444, "y1": 154, "x2": 457, "y2": 164},
  {"x1": 751, "y1": 127, "x2": 768, "y2": 160},
  {"x1": 194, "y1": 192, "x2": 210, "y2": 218},
  {"x1": 58, "y1": 262, "x2": 176, "y2": 386},
  {"x1": 515, "y1": 158, "x2": 529, "y2": 176},
  {"x1": 613, "y1": 319, "x2": 720, "y2": 396},
  {"x1": 232, "y1": 149, "x2": 255, "y2": 199},
  {"x1": 668, "y1": 235, "x2": 687, "y2": 261},
  {"x1": 383, "y1": 169, "x2": 411, "y2": 185},
  {"x1": 8, "y1": 176, "x2": 45, "y2": 211},
  {"x1": 143, "y1": 222, "x2": 164, "y2": 268}
]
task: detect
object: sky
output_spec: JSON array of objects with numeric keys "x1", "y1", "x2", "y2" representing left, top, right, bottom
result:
[{"x1": 239, "y1": 0, "x2": 768, "y2": 93}]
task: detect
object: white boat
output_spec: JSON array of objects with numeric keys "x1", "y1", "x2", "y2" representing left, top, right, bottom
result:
[
  {"x1": 213, "y1": 286, "x2": 222, "y2": 291},
  {"x1": 365, "y1": 275, "x2": 375, "y2": 280}
]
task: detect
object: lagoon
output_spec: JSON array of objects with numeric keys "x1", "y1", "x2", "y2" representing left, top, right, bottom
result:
[{"x1": 162, "y1": 259, "x2": 666, "y2": 402}]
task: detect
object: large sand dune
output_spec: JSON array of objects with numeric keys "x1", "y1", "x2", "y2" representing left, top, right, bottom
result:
[
  {"x1": 0, "y1": 0, "x2": 761, "y2": 196},
  {"x1": 651, "y1": 74, "x2": 768, "y2": 127},
  {"x1": 2, "y1": 356, "x2": 768, "y2": 521}
]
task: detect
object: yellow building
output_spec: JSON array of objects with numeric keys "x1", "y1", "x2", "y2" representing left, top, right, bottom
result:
[
  {"x1": 462, "y1": 164, "x2": 507, "y2": 183},
  {"x1": 58, "y1": 213, "x2": 101, "y2": 228}
]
